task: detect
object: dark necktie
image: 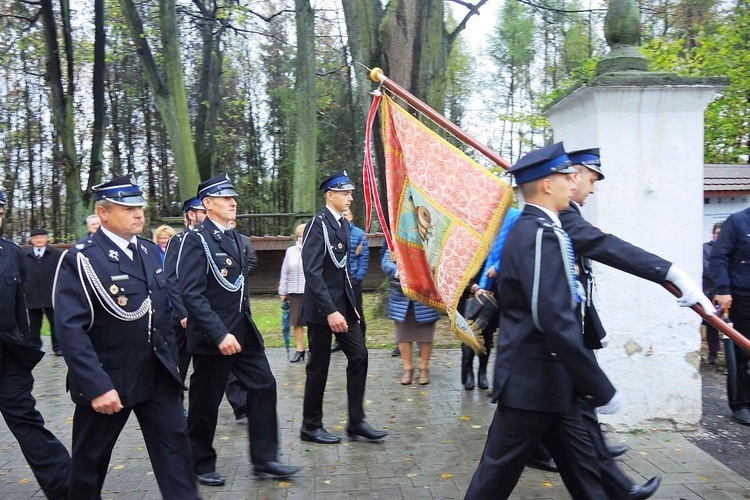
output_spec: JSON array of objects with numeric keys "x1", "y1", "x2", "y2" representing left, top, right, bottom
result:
[
  {"x1": 340, "y1": 218, "x2": 350, "y2": 244},
  {"x1": 224, "y1": 228, "x2": 239, "y2": 255},
  {"x1": 127, "y1": 242, "x2": 145, "y2": 276}
]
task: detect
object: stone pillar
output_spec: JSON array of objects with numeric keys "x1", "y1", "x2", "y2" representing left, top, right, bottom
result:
[{"x1": 545, "y1": 79, "x2": 724, "y2": 430}]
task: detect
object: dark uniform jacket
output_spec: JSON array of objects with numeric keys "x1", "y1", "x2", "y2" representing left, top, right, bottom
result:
[
  {"x1": 560, "y1": 202, "x2": 671, "y2": 349},
  {"x1": 178, "y1": 217, "x2": 263, "y2": 354},
  {"x1": 164, "y1": 230, "x2": 190, "y2": 322},
  {"x1": 0, "y1": 237, "x2": 44, "y2": 370},
  {"x1": 53, "y1": 230, "x2": 181, "y2": 407},
  {"x1": 301, "y1": 207, "x2": 358, "y2": 325},
  {"x1": 711, "y1": 207, "x2": 750, "y2": 297},
  {"x1": 493, "y1": 205, "x2": 616, "y2": 412},
  {"x1": 21, "y1": 245, "x2": 63, "y2": 309}
]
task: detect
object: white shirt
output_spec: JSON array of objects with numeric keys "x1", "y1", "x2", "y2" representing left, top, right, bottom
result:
[
  {"x1": 325, "y1": 205, "x2": 344, "y2": 226},
  {"x1": 99, "y1": 225, "x2": 138, "y2": 260},
  {"x1": 34, "y1": 247, "x2": 46, "y2": 258},
  {"x1": 208, "y1": 217, "x2": 230, "y2": 232}
]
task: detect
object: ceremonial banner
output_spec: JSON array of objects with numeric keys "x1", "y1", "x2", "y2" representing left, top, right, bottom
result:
[{"x1": 379, "y1": 93, "x2": 514, "y2": 351}]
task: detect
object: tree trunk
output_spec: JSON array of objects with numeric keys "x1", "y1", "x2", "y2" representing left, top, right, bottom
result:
[
  {"x1": 341, "y1": 0, "x2": 384, "y2": 170},
  {"x1": 86, "y1": 0, "x2": 106, "y2": 205},
  {"x1": 40, "y1": 0, "x2": 84, "y2": 237},
  {"x1": 293, "y1": 0, "x2": 317, "y2": 214},
  {"x1": 119, "y1": 0, "x2": 200, "y2": 199}
]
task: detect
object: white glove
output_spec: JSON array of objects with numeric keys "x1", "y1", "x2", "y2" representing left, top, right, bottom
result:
[
  {"x1": 666, "y1": 265, "x2": 714, "y2": 315},
  {"x1": 599, "y1": 333, "x2": 610, "y2": 349},
  {"x1": 597, "y1": 391, "x2": 622, "y2": 415}
]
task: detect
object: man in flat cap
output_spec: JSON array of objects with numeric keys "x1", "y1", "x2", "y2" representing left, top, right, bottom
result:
[
  {"x1": 0, "y1": 190, "x2": 71, "y2": 499},
  {"x1": 465, "y1": 143, "x2": 619, "y2": 499},
  {"x1": 300, "y1": 169, "x2": 388, "y2": 444},
  {"x1": 178, "y1": 173, "x2": 300, "y2": 485},
  {"x1": 54, "y1": 174, "x2": 199, "y2": 499},
  {"x1": 21, "y1": 228, "x2": 63, "y2": 355}
]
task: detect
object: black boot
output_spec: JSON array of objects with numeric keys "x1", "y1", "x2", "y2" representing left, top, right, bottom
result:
[
  {"x1": 461, "y1": 345, "x2": 475, "y2": 390},
  {"x1": 477, "y1": 348, "x2": 490, "y2": 390}
]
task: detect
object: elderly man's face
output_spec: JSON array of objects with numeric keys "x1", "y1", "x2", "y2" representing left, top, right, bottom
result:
[
  {"x1": 30, "y1": 234, "x2": 48, "y2": 248},
  {"x1": 87, "y1": 216, "x2": 101, "y2": 234}
]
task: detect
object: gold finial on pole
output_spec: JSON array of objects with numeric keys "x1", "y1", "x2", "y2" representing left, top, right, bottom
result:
[{"x1": 370, "y1": 67, "x2": 385, "y2": 83}]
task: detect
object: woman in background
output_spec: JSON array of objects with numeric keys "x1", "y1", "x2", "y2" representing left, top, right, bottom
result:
[
  {"x1": 381, "y1": 247, "x2": 440, "y2": 385},
  {"x1": 279, "y1": 224, "x2": 308, "y2": 363},
  {"x1": 153, "y1": 225, "x2": 176, "y2": 265}
]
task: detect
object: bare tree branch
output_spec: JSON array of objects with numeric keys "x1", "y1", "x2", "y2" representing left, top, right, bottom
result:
[{"x1": 447, "y1": 0, "x2": 490, "y2": 49}]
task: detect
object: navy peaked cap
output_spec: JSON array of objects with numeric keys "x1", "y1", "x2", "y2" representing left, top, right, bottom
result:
[
  {"x1": 182, "y1": 196, "x2": 205, "y2": 213},
  {"x1": 198, "y1": 173, "x2": 238, "y2": 199},
  {"x1": 508, "y1": 142, "x2": 578, "y2": 185},
  {"x1": 319, "y1": 169, "x2": 355, "y2": 192},
  {"x1": 568, "y1": 147, "x2": 604, "y2": 180},
  {"x1": 93, "y1": 174, "x2": 146, "y2": 206}
]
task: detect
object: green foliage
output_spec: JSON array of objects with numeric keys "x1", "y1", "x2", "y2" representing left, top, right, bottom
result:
[{"x1": 642, "y1": 1, "x2": 750, "y2": 163}]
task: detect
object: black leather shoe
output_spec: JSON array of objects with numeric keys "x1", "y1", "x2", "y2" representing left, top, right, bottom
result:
[
  {"x1": 628, "y1": 476, "x2": 661, "y2": 499},
  {"x1": 527, "y1": 458, "x2": 558, "y2": 473},
  {"x1": 464, "y1": 370, "x2": 475, "y2": 390},
  {"x1": 391, "y1": 346, "x2": 401, "y2": 357},
  {"x1": 733, "y1": 408, "x2": 750, "y2": 425},
  {"x1": 300, "y1": 427, "x2": 341, "y2": 444},
  {"x1": 608, "y1": 444, "x2": 629, "y2": 458},
  {"x1": 331, "y1": 342, "x2": 342, "y2": 353},
  {"x1": 196, "y1": 471, "x2": 225, "y2": 486},
  {"x1": 346, "y1": 421, "x2": 388, "y2": 441},
  {"x1": 290, "y1": 350, "x2": 305, "y2": 363},
  {"x1": 54, "y1": 349, "x2": 63, "y2": 356},
  {"x1": 477, "y1": 370, "x2": 489, "y2": 390},
  {"x1": 253, "y1": 461, "x2": 301, "y2": 479}
]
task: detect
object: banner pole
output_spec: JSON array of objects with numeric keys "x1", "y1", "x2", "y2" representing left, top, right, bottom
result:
[
  {"x1": 369, "y1": 67, "x2": 512, "y2": 170},
  {"x1": 663, "y1": 282, "x2": 750, "y2": 354}
]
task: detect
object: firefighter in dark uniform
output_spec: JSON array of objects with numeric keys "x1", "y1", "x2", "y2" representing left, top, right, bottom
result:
[
  {"x1": 465, "y1": 144, "x2": 619, "y2": 499},
  {"x1": 299, "y1": 169, "x2": 388, "y2": 444},
  {"x1": 177, "y1": 173, "x2": 300, "y2": 485},
  {"x1": 163, "y1": 196, "x2": 205, "y2": 383},
  {"x1": 0, "y1": 190, "x2": 70, "y2": 499},
  {"x1": 53, "y1": 175, "x2": 198, "y2": 499}
]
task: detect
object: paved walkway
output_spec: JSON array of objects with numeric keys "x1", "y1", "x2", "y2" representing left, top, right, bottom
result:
[{"x1": 1, "y1": 348, "x2": 749, "y2": 499}]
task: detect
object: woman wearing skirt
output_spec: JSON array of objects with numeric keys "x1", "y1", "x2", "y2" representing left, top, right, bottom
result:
[{"x1": 381, "y1": 247, "x2": 440, "y2": 385}]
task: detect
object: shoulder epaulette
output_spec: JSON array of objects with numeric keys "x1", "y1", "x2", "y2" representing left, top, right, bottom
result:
[
  {"x1": 0, "y1": 236, "x2": 20, "y2": 247},
  {"x1": 532, "y1": 217, "x2": 555, "y2": 230},
  {"x1": 70, "y1": 238, "x2": 96, "y2": 254}
]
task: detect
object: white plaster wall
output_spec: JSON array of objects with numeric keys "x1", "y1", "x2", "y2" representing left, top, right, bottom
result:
[{"x1": 546, "y1": 85, "x2": 722, "y2": 431}]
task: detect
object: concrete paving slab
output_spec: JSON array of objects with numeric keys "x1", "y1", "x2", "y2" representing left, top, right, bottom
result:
[{"x1": 0, "y1": 348, "x2": 749, "y2": 499}]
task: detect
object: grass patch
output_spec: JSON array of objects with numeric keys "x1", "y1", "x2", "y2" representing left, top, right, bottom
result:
[{"x1": 252, "y1": 293, "x2": 461, "y2": 350}]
